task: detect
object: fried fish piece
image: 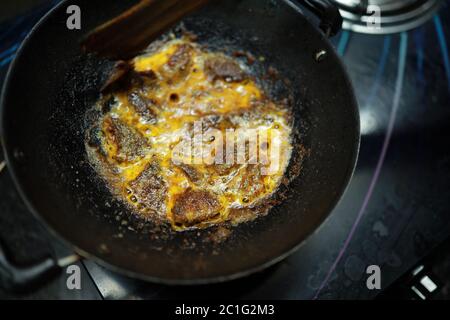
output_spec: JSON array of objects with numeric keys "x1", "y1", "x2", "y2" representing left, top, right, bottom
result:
[
  {"x1": 127, "y1": 92, "x2": 157, "y2": 123},
  {"x1": 101, "y1": 61, "x2": 158, "y2": 93},
  {"x1": 225, "y1": 164, "x2": 266, "y2": 203},
  {"x1": 204, "y1": 55, "x2": 247, "y2": 83},
  {"x1": 128, "y1": 162, "x2": 167, "y2": 215},
  {"x1": 172, "y1": 189, "x2": 221, "y2": 226},
  {"x1": 102, "y1": 117, "x2": 150, "y2": 163},
  {"x1": 162, "y1": 43, "x2": 194, "y2": 83}
]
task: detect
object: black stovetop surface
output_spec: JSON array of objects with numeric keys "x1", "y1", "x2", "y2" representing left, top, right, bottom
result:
[{"x1": 1, "y1": 1, "x2": 450, "y2": 300}]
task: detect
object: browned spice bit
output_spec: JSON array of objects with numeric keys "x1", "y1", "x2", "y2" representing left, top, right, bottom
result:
[
  {"x1": 232, "y1": 50, "x2": 246, "y2": 57},
  {"x1": 267, "y1": 66, "x2": 279, "y2": 80},
  {"x1": 204, "y1": 55, "x2": 247, "y2": 83},
  {"x1": 166, "y1": 44, "x2": 194, "y2": 81},
  {"x1": 233, "y1": 50, "x2": 256, "y2": 65},
  {"x1": 209, "y1": 226, "x2": 232, "y2": 244},
  {"x1": 182, "y1": 30, "x2": 199, "y2": 42},
  {"x1": 136, "y1": 69, "x2": 157, "y2": 80},
  {"x1": 168, "y1": 44, "x2": 192, "y2": 69}
]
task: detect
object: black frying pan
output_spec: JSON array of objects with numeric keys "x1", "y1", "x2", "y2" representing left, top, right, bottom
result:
[{"x1": 0, "y1": 0, "x2": 359, "y2": 289}]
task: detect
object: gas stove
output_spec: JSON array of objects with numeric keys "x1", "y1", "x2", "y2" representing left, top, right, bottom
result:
[
  {"x1": 1, "y1": 0, "x2": 450, "y2": 300},
  {"x1": 332, "y1": 0, "x2": 442, "y2": 34}
]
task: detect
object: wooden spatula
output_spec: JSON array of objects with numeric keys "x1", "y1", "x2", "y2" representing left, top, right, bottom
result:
[{"x1": 81, "y1": 0, "x2": 211, "y2": 60}]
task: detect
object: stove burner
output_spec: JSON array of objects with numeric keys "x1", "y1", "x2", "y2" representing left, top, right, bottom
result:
[{"x1": 332, "y1": 0, "x2": 443, "y2": 34}]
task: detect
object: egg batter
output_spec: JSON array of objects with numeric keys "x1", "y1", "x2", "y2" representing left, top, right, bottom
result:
[{"x1": 85, "y1": 37, "x2": 293, "y2": 231}]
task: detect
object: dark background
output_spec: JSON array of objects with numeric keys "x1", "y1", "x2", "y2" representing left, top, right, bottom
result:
[{"x1": 0, "y1": 0, "x2": 47, "y2": 22}]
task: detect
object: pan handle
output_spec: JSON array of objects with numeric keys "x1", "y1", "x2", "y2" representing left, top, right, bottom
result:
[
  {"x1": 290, "y1": 0, "x2": 343, "y2": 37},
  {"x1": 0, "y1": 161, "x2": 80, "y2": 293},
  {"x1": 0, "y1": 242, "x2": 57, "y2": 292},
  {"x1": 0, "y1": 241, "x2": 80, "y2": 292}
]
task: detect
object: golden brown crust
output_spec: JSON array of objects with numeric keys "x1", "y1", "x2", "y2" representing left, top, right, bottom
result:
[
  {"x1": 127, "y1": 92, "x2": 158, "y2": 123},
  {"x1": 172, "y1": 189, "x2": 221, "y2": 226},
  {"x1": 127, "y1": 162, "x2": 167, "y2": 216},
  {"x1": 102, "y1": 117, "x2": 149, "y2": 163},
  {"x1": 163, "y1": 43, "x2": 194, "y2": 84}
]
